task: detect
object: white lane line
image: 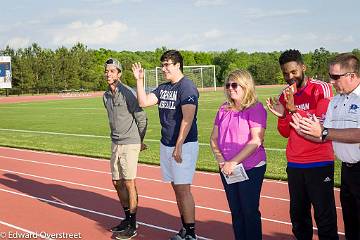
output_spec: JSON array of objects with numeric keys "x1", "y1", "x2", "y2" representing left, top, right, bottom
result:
[
  {"x1": 0, "y1": 183, "x2": 288, "y2": 229},
  {"x1": 0, "y1": 185, "x2": 345, "y2": 237},
  {"x1": 0, "y1": 128, "x2": 107, "y2": 139},
  {"x1": 0, "y1": 155, "x2": 110, "y2": 174},
  {"x1": 0, "y1": 168, "x2": 295, "y2": 219},
  {"x1": 0, "y1": 155, "x2": 292, "y2": 201},
  {"x1": 0, "y1": 167, "x2": 345, "y2": 235},
  {"x1": 0, "y1": 168, "x2": 231, "y2": 214},
  {"x1": 0, "y1": 147, "x2": 341, "y2": 194},
  {"x1": 0, "y1": 146, "x2": 108, "y2": 162},
  {"x1": 0, "y1": 155, "x2": 224, "y2": 191},
  {"x1": 0, "y1": 147, "x2": 286, "y2": 178},
  {"x1": 0, "y1": 220, "x2": 54, "y2": 240},
  {"x1": 0, "y1": 188, "x2": 212, "y2": 240},
  {"x1": 0, "y1": 148, "x2": 340, "y2": 193},
  {"x1": 141, "y1": 164, "x2": 291, "y2": 185},
  {"x1": 0, "y1": 155, "x2": 342, "y2": 205},
  {"x1": 0, "y1": 129, "x2": 286, "y2": 151}
]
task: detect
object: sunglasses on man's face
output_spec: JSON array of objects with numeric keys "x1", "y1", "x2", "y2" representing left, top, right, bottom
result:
[
  {"x1": 328, "y1": 72, "x2": 354, "y2": 80},
  {"x1": 225, "y1": 83, "x2": 241, "y2": 89}
]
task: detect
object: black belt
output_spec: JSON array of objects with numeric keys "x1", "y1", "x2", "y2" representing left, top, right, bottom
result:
[{"x1": 344, "y1": 162, "x2": 360, "y2": 167}]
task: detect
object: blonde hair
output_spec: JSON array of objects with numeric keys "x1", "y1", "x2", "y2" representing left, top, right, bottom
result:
[{"x1": 224, "y1": 69, "x2": 258, "y2": 110}]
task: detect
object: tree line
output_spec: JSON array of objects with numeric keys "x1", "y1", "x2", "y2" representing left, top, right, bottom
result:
[{"x1": 1, "y1": 43, "x2": 359, "y2": 95}]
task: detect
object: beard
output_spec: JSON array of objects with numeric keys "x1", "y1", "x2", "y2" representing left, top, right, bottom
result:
[{"x1": 288, "y1": 73, "x2": 305, "y2": 89}]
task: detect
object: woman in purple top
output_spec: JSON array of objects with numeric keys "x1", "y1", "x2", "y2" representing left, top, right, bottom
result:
[{"x1": 210, "y1": 69, "x2": 267, "y2": 240}]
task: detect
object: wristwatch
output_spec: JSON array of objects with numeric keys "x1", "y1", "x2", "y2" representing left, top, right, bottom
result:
[{"x1": 321, "y1": 128, "x2": 329, "y2": 142}]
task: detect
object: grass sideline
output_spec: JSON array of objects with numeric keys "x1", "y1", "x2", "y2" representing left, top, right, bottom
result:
[{"x1": 0, "y1": 86, "x2": 342, "y2": 186}]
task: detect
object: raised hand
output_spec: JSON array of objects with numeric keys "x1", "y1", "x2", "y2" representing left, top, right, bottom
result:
[
  {"x1": 283, "y1": 87, "x2": 296, "y2": 113},
  {"x1": 266, "y1": 97, "x2": 285, "y2": 118},
  {"x1": 131, "y1": 62, "x2": 144, "y2": 82}
]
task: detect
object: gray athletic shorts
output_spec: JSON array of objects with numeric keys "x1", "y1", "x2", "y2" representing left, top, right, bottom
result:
[{"x1": 160, "y1": 141, "x2": 199, "y2": 184}]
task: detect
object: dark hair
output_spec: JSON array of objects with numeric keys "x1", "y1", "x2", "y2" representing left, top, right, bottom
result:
[
  {"x1": 329, "y1": 53, "x2": 359, "y2": 75},
  {"x1": 279, "y1": 49, "x2": 304, "y2": 65},
  {"x1": 104, "y1": 58, "x2": 122, "y2": 73},
  {"x1": 160, "y1": 50, "x2": 184, "y2": 72}
]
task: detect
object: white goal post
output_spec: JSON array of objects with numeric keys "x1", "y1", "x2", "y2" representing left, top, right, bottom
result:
[{"x1": 144, "y1": 65, "x2": 217, "y2": 92}]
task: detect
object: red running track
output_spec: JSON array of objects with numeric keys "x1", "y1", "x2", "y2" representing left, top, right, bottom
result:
[{"x1": 0, "y1": 147, "x2": 345, "y2": 240}]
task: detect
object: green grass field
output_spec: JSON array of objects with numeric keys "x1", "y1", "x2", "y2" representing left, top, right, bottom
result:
[{"x1": 0, "y1": 86, "x2": 342, "y2": 186}]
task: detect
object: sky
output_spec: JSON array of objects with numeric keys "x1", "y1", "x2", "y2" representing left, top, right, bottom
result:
[{"x1": 1, "y1": 0, "x2": 359, "y2": 53}]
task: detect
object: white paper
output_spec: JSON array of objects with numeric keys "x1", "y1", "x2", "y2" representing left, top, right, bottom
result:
[{"x1": 222, "y1": 163, "x2": 249, "y2": 184}]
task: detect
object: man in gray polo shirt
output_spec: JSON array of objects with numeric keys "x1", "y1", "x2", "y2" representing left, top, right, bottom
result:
[
  {"x1": 297, "y1": 53, "x2": 360, "y2": 240},
  {"x1": 103, "y1": 58, "x2": 147, "y2": 240}
]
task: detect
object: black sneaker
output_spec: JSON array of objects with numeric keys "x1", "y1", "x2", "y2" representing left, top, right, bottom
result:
[
  {"x1": 110, "y1": 220, "x2": 130, "y2": 233},
  {"x1": 169, "y1": 228, "x2": 186, "y2": 240},
  {"x1": 115, "y1": 226, "x2": 137, "y2": 240},
  {"x1": 184, "y1": 235, "x2": 197, "y2": 240}
]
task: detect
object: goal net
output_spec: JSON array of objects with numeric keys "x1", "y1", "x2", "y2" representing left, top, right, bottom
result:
[{"x1": 144, "y1": 65, "x2": 216, "y2": 92}]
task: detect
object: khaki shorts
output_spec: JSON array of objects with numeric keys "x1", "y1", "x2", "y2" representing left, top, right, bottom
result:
[{"x1": 111, "y1": 143, "x2": 141, "y2": 180}]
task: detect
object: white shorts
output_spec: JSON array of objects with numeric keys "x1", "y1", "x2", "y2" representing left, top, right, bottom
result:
[{"x1": 160, "y1": 141, "x2": 199, "y2": 185}]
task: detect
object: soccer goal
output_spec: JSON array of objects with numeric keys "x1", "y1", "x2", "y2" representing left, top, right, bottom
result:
[{"x1": 144, "y1": 65, "x2": 217, "y2": 92}]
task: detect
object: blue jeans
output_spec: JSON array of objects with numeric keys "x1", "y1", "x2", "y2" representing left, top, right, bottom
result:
[{"x1": 221, "y1": 165, "x2": 266, "y2": 240}]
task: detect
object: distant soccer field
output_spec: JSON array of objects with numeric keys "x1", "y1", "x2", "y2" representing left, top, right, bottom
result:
[{"x1": 0, "y1": 86, "x2": 342, "y2": 185}]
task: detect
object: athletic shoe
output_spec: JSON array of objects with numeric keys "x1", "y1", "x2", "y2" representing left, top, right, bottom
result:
[
  {"x1": 110, "y1": 220, "x2": 130, "y2": 233},
  {"x1": 115, "y1": 226, "x2": 137, "y2": 240},
  {"x1": 184, "y1": 235, "x2": 197, "y2": 240},
  {"x1": 169, "y1": 228, "x2": 187, "y2": 240}
]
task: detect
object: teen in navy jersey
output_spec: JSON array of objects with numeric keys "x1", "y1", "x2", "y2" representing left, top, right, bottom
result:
[
  {"x1": 152, "y1": 77, "x2": 198, "y2": 146},
  {"x1": 132, "y1": 50, "x2": 199, "y2": 240}
]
